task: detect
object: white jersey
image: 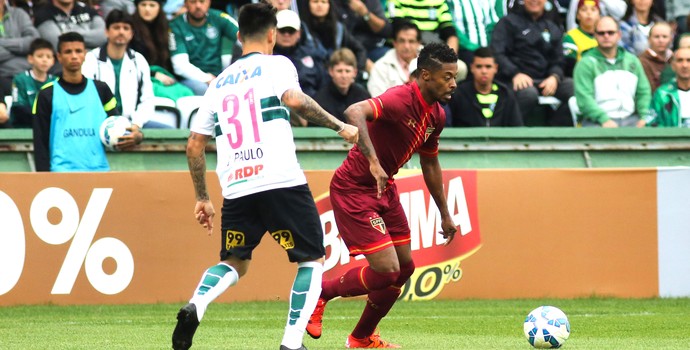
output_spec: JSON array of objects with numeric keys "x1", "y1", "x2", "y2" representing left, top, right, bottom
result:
[{"x1": 191, "y1": 53, "x2": 307, "y2": 199}]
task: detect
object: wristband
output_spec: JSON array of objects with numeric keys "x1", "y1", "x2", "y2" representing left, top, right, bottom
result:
[{"x1": 336, "y1": 123, "x2": 346, "y2": 133}]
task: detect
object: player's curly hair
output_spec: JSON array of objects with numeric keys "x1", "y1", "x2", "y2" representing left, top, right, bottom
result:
[
  {"x1": 238, "y1": 1, "x2": 277, "y2": 41},
  {"x1": 417, "y1": 42, "x2": 458, "y2": 73}
]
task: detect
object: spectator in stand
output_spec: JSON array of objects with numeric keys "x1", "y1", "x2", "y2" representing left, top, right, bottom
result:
[
  {"x1": 10, "y1": 38, "x2": 56, "y2": 129},
  {"x1": 0, "y1": 0, "x2": 39, "y2": 97},
  {"x1": 273, "y1": 9, "x2": 328, "y2": 101},
  {"x1": 33, "y1": 32, "x2": 143, "y2": 172},
  {"x1": 330, "y1": 0, "x2": 392, "y2": 63},
  {"x1": 573, "y1": 16, "x2": 651, "y2": 127},
  {"x1": 646, "y1": 47, "x2": 690, "y2": 127},
  {"x1": 367, "y1": 19, "x2": 420, "y2": 97},
  {"x1": 313, "y1": 48, "x2": 370, "y2": 124},
  {"x1": 34, "y1": 0, "x2": 107, "y2": 51},
  {"x1": 620, "y1": 0, "x2": 664, "y2": 56},
  {"x1": 99, "y1": 0, "x2": 136, "y2": 17},
  {"x1": 169, "y1": 0, "x2": 238, "y2": 95},
  {"x1": 387, "y1": 0, "x2": 458, "y2": 53},
  {"x1": 563, "y1": 0, "x2": 600, "y2": 77},
  {"x1": 299, "y1": 0, "x2": 368, "y2": 76},
  {"x1": 639, "y1": 21, "x2": 674, "y2": 92},
  {"x1": 491, "y1": 0, "x2": 574, "y2": 126},
  {"x1": 81, "y1": 10, "x2": 169, "y2": 129},
  {"x1": 130, "y1": 0, "x2": 194, "y2": 100},
  {"x1": 506, "y1": 0, "x2": 564, "y2": 27},
  {"x1": 449, "y1": 0, "x2": 504, "y2": 71},
  {"x1": 448, "y1": 47, "x2": 522, "y2": 127},
  {"x1": 566, "y1": 0, "x2": 626, "y2": 30}
]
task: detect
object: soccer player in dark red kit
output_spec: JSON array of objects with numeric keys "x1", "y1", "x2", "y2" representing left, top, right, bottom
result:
[{"x1": 306, "y1": 42, "x2": 460, "y2": 348}]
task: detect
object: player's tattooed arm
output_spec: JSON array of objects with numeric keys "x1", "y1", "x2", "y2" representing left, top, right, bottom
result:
[
  {"x1": 282, "y1": 89, "x2": 342, "y2": 130},
  {"x1": 186, "y1": 132, "x2": 211, "y2": 201},
  {"x1": 282, "y1": 89, "x2": 359, "y2": 143}
]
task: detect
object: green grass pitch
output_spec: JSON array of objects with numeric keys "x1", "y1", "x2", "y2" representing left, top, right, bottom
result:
[{"x1": 1, "y1": 298, "x2": 689, "y2": 349}]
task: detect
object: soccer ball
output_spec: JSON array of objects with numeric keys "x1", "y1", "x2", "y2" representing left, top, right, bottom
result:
[
  {"x1": 99, "y1": 116, "x2": 131, "y2": 151},
  {"x1": 523, "y1": 306, "x2": 570, "y2": 348}
]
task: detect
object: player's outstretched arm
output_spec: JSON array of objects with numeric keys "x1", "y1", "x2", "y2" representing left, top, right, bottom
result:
[
  {"x1": 344, "y1": 101, "x2": 388, "y2": 198},
  {"x1": 186, "y1": 131, "x2": 215, "y2": 235},
  {"x1": 281, "y1": 88, "x2": 358, "y2": 143},
  {"x1": 420, "y1": 155, "x2": 457, "y2": 244}
]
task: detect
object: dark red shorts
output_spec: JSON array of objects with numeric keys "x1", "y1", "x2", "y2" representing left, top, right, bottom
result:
[{"x1": 329, "y1": 182, "x2": 411, "y2": 256}]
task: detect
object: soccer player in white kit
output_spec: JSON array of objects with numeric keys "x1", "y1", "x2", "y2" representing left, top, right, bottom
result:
[{"x1": 171, "y1": 3, "x2": 359, "y2": 350}]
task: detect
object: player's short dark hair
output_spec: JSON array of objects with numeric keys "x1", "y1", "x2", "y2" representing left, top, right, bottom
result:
[
  {"x1": 392, "y1": 18, "x2": 420, "y2": 42},
  {"x1": 238, "y1": 2, "x2": 277, "y2": 41},
  {"x1": 417, "y1": 42, "x2": 457, "y2": 73},
  {"x1": 473, "y1": 47, "x2": 494, "y2": 60},
  {"x1": 29, "y1": 38, "x2": 54, "y2": 55},
  {"x1": 106, "y1": 9, "x2": 134, "y2": 29},
  {"x1": 57, "y1": 32, "x2": 85, "y2": 53}
]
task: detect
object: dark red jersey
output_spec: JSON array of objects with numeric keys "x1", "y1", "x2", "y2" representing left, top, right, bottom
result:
[{"x1": 331, "y1": 82, "x2": 445, "y2": 192}]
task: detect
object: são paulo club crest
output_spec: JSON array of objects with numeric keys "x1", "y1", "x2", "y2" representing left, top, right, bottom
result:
[{"x1": 369, "y1": 214, "x2": 386, "y2": 234}]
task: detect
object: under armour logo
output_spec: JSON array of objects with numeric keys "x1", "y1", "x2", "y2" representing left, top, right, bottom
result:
[{"x1": 407, "y1": 119, "x2": 416, "y2": 127}]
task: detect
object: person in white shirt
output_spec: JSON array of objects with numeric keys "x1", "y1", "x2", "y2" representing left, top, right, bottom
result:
[
  {"x1": 367, "y1": 19, "x2": 420, "y2": 96},
  {"x1": 81, "y1": 10, "x2": 169, "y2": 128}
]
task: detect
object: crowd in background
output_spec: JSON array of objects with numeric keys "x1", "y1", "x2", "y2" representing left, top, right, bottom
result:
[{"x1": 0, "y1": 0, "x2": 689, "y2": 130}]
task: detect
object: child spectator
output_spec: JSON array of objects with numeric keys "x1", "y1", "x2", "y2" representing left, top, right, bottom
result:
[
  {"x1": 448, "y1": 47, "x2": 523, "y2": 127},
  {"x1": 10, "y1": 38, "x2": 56, "y2": 128},
  {"x1": 313, "y1": 48, "x2": 370, "y2": 124},
  {"x1": 563, "y1": 0, "x2": 600, "y2": 77}
]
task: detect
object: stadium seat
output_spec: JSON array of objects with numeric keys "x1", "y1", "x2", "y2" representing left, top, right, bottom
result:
[
  {"x1": 4, "y1": 96, "x2": 12, "y2": 112},
  {"x1": 151, "y1": 96, "x2": 181, "y2": 128},
  {"x1": 538, "y1": 96, "x2": 561, "y2": 110},
  {"x1": 568, "y1": 96, "x2": 580, "y2": 126},
  {"x1": 176, "y1": 96, "x2": 203, "y2": 129}
]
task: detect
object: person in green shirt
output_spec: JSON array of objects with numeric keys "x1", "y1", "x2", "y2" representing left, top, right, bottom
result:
[
  {"x1": 646, "y1": 47, "x2": 690, "y2": 127},
  {"x1": 573, "y1": 16, "x2": 652, "y2": 127},
  {"x1": 169, "y1": 0, "x2": 239, "y2": 95},
  {"x1": 10, "y1": 38, "x2": 56, "y2": 128}
]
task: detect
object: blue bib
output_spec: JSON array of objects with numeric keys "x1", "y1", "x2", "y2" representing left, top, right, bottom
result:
[{"x1": 50, "y1": 79, "x2": 109, "y2": 172}]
